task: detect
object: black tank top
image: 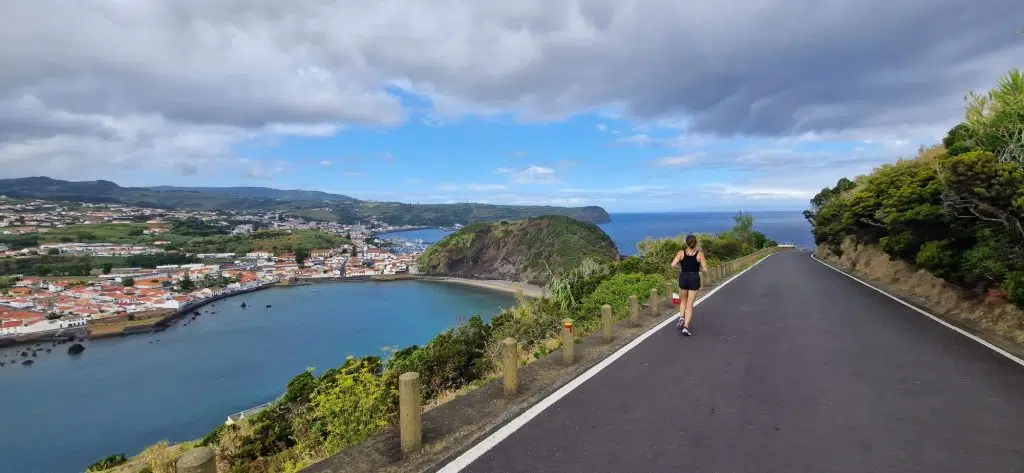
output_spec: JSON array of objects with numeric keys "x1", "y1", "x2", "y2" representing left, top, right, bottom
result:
[{"x1": 680, "y1": 249, "x2": 700, "y2": 273}]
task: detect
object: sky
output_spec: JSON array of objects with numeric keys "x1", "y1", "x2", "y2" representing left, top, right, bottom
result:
[{"x1": 1, "y1": 1, "x2": 1022, "y2": 212}]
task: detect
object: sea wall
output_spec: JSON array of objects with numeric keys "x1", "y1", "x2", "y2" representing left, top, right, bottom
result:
[{"x1": 815, "y1": 238, "x2": 1024, "y2": 357}]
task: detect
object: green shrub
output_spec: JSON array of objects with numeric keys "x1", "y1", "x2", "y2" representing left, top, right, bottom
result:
[
  {"x1": 490, "y1": 297, "x2": 566, "y2": 350},
  {"x1": 385, "y1": 315, "x2": 491, "y2": 400},
  {"x1": 86, "y1": 453, "x2": 127, "y2": 472},
  {"x1": 299, "y1": 358, "x2": 397, "y2": 457},
  {"x1": 578, "y1": 273, "x2": 666, "y2": 330},
  {"x1": 915, "y1": 241, "x2": 958, "y2": 278},
  {"x1": 1004, "y1": 272, "x2": 1024, "y2": 305}
]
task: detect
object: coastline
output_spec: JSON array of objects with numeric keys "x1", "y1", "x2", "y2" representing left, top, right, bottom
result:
[
  {"x1": 1, "y1": 276, "x2": 538, "y2": 348},
  {"x1": 418, "y1": 276, "x2": 545, "y2": 298}
]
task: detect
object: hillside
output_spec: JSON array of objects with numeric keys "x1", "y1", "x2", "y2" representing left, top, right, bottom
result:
[
  {"x1": 0, "y1": 177, "x2": 611, "y2": 225},
  {"x1": 417, "y1": 215, "x2": 619, "y2": 285},
  {"x1": 804, "y1": 68, "x2": 1024, "y2": 308}
]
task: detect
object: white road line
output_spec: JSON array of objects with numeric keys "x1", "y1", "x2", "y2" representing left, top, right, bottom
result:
[
  {"x1": 435, "y1": 251, "x2": 782, "y2": 473},
  {"x1": 810, "y1": 253, "x2": 1024, "y2": 368}
]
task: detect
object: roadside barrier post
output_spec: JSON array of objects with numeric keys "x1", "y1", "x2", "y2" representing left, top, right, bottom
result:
[
  {"x1": 502, "y1": 338, "x2": 519, "y2": 395},
  {"x1": 399, "y1": 372, "x2": 422, "y2": 453},
  {"x1": 649, "y1": 288, "x2": 660, "y2": 317},
  {"x1": 601, "y1": 304, "x2": 613, "y2": 342},
  {"x1": 628, "y1": 295, "x2": 640, "y2": 326},
  {"x1": 561, "y1": 319, "x2": 575, "y2": 364},
  {"x1": 664, "y1": 282, "x2": 675, "y2": 309},
  {"x1": 176, "y1": 446, "x2": 216, "y2": 473}
]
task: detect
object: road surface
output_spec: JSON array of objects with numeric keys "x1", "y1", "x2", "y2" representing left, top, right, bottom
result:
[{"x1": 451, "y1": 250, "x2": 1024, "y2": 473}]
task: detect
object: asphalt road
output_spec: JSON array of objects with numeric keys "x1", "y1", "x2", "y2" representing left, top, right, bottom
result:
[{"x1": 454, "y1": 250, "x2": 1024, "y2": 473}]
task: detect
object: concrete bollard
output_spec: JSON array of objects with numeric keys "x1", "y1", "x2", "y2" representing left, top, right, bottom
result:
[
  {"x1": 664, "y1": 282, "x2": 675, "y2": 308},
  {"x1": 601, "y1": 304, "x2": 613, "y2": 342},
  {"x1": 399, "y1": 372, "x2": 422, "y2": 454},
  {"x1": 176, "y1": 446, "x2": 216, "y2": 473},
  {"x1": 628, "y1": 295, "x2": 640, "y2": 326},
  {"x1": 561, "y1": 319, "x2": 574, "y2": 364},
  {"x1": 648, "y1": 288, "x2": 660, "y2": 317},
  {"x1": 502, "y1": 338, "x2": 518, "y2": 395}
]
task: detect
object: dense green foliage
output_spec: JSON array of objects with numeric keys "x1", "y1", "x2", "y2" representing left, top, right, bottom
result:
[
  {"x1": 171, "y1": 218, "x2": 231, "y2": 237},
  {"x1": 419, "y1": 215, "x2": 620, "y2": 285},
  {"x1": 0, "y1": 254, "x2": 93, "y2": 276},
  {"x1": 174, "y1": 230, "x2": 349, "y2": 255},
  {"x1": 86, "y1": 454, "x2": 127, "y2": 472},
  {"x1": 0, "y1": 177, "x2": 610, "y2": 225},
  {"x1": 0, "y1": 233, "x2": 40, "y2": 250},
  {"x1": 124, "y1": 252, "x2": 200, "y2": 268},
  {"x1": 805, "y1": 68, "x2": 1024, "y2": 303}
]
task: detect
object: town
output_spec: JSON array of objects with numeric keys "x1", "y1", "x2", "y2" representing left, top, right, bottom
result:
[{"x1": 0, "y1": 196, "x2": 435, "y2": 343}]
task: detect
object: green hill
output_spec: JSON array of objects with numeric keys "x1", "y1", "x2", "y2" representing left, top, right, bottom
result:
[
  {"x1": 417, "y1": 215, "x2": 619, "y2": 285},
  {"x1": 0, "y1": 177, "x2": 611, "y2": 225}
]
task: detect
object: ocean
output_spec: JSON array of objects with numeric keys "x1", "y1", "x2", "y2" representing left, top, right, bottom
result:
[{"x1": 380, "y1": 211, "x2": 815, "y2": 255}]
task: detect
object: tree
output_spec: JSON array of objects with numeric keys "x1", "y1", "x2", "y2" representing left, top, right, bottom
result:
[
  {"x1": 101, "y1": 262, "x2": 113, "y2": 275},
  {"x1": 294, "y1": 247, "x2": 310, "y2": 267},
  {"x1": 122, "y1": 277, "x2": 135, "y2": 287},
  {"x1": 178, "y1": 275, "x2": 196, "y2": 293}
]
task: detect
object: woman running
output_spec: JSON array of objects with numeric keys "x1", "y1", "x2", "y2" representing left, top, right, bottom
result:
[{"x1": 671, "y1": 235, "x2": 708, "y2": 336}]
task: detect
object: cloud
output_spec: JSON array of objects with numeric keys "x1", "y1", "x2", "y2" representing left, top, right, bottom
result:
[
  {"x1": 704, "y1": 183, "x2": 816, "y2": 200},
  {"x1": 615, "y1": 134, "x2": 656, "y2": 146},
  {"x1": 1, "y1": 0, "x2": 1020, "y2": 182},
  {"x1": 319, "y1": 160, "x2": 333, "y2": 166},
  {"x1": 656, "y1": 154, "x2": 703, "y2": 167},
  {"x1": 596, "y1": 124, "x2": 608, "y2": 132},
  {"x1": 438, "y1": 183, "x2": 509, "y2": 191},
  {"x1": 507, "y1": 150, "x2": 528, "y2": 158},
  {"x1": 497, "y1": 165, "x2": 559, "y2": 184},
  {"x1": 343, "y1": 171, "x2": 366, "y2": 177}
]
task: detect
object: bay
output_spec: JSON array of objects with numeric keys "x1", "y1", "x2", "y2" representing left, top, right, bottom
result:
[{"x1": 0, "y1": 281, "x2": 514, "y2": 473}]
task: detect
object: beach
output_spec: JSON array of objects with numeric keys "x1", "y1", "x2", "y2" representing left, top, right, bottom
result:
[{"x1": 423, "y1": 277, "x2": 546, "y2": 298}]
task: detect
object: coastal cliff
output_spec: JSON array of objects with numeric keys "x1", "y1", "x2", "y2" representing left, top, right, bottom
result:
[{"x1": 417, "y1": 215, "x2": 619, "y2": 285}]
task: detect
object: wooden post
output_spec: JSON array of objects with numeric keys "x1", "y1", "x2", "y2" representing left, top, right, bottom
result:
[
  {"x1": 628, "y1": 295, "x2": 640, "y2": 326},
  {"x1": 664, "y1": 282, "x2": 675, "y2": 309},
  {"x1": 399, "y1": 372, "x2": 422, "y2": 453},
  {"x1": 176, "y1": 446, "x2": 216, "y2": 473},
  {"x1": 601, "y1": 304, "x2": 613, "y2": 342},
  {"x1": 648, "y1": 288, "x2": 660, "y2": 317},
  {"x1": 502, "y1": 338, "x2": 518, "y2": 395},
  {"x1": 561, "y1": 319, "x2": 574, "y2": 364}
]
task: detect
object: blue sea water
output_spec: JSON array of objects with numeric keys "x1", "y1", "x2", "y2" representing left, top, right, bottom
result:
[
  {"x1": 381, "y1": 211, "x2": 815, "y2": 255},
  {"x1": 0, "y1": 282, "x2": 514, "y2": 473}
]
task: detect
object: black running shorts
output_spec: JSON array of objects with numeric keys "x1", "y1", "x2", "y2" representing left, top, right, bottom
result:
[{"x1": 679, "y1": 271, "x2": 701, "y2": 291}]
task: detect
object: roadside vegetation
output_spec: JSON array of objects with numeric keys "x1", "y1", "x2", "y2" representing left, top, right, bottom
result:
[
  {"x1": 805, "y1": 68, "x2": 1024, "y2": 305},
  {"x1": 88, "y1": 213, "x2": 776, "y2": 473}
]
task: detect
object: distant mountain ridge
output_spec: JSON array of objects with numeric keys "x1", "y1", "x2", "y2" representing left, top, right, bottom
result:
[{"x1": 0, "y1": 177, "x2": 611, "y2": 225}]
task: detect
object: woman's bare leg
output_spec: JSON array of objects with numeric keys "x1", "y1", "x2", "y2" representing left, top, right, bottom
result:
[{"x1": 683, "y1": 289, "x2": 698, "y2": 328}]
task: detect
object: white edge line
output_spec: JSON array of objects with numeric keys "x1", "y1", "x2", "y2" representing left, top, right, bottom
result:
[
  {"x1": 810, "y1": 252, "x2": 1024, "y2": 368},
  {"x1": 435, "y1": 251, "x2": 781, "y2": 473}
]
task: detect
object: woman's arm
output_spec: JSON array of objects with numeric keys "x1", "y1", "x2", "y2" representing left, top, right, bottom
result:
[
  {"x1": 670, "y1": 251, "x2": 682, "y2": 268},
  {"x1": 698, "y1": 251, "x2": 709, "y2": 273}
]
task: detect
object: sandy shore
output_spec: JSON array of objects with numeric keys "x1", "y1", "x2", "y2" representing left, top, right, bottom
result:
[{"x1": 423, "y1": 277, "x2": 546, "y2": 298}]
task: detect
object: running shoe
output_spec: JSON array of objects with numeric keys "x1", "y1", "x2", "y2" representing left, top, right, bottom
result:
[{"x1": 681, "y1": 326, "x2": 691, "y2": 336}]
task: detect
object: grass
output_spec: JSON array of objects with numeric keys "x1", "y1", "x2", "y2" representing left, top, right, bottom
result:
[{"x1": 40, "y1": 224, "x2": 150, "y2": 244}]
